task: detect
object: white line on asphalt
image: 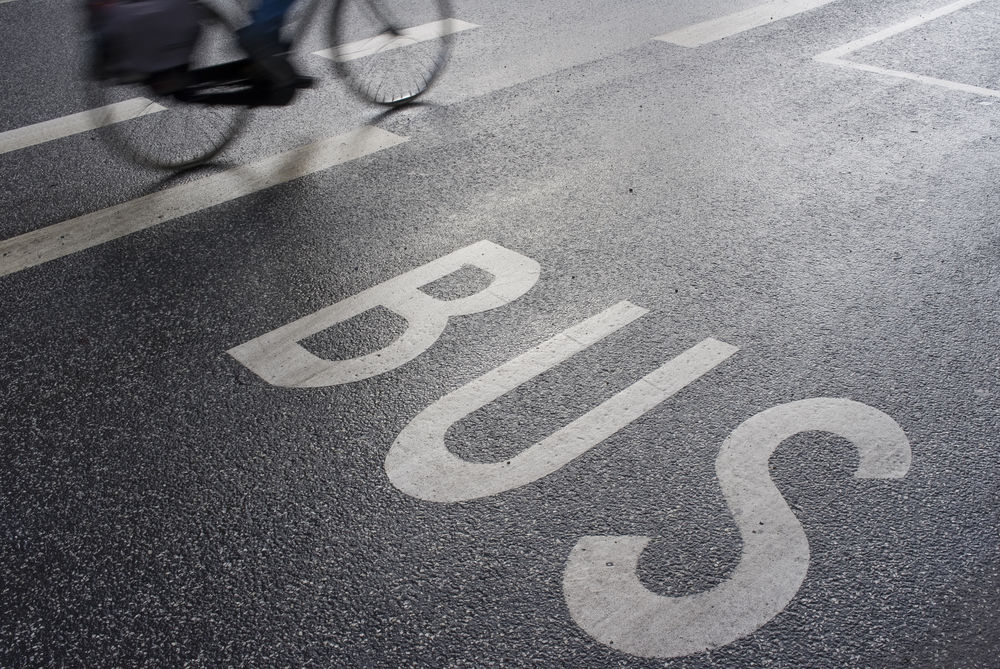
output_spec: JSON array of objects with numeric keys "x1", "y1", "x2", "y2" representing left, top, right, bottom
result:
[
  {"x1": 813, "y1": 0, "x2": 999, "y2": 97},
  {"x1": 313, "y1": 18, "x2": 479, "y2": 62},
  {"x1": 0, "y1": 99, "x2": 166, "y2": 155},
  {"x1": 0, "y1": 126, "x2": 408, "y2": 277},
  {"x1": 655, "y1": 0, "x2": 838, "y2": 47},
  {"x1": 816, "y1": 0, "x2": 983, "y2": 59}
]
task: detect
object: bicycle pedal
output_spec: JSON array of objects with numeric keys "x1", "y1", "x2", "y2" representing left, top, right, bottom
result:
[{"x1": 294, "y1": 75, "x2": 316, "y2": 89}]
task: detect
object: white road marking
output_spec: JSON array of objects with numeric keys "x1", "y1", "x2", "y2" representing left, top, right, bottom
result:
[
  {"x1": 564, "y1": 398, "x2": 910, "y2": 658},
  {"x1": 655, "y1": 0, "x2": 838, "y2": 47},
  {"x1": 228, "y1": 240, "x2": 540, "y2": 386},
  {"x1": 814, "y1": 0, "x2": 997, "y2": 97},
  {"x1": 385, "y1": 303, "x2": 738, "y2": 502},
  {"x1": 0, "y1": 99, "x2": 166, "y2": 156},
  {"x1": 0, "y1": 126, "x2": 407, "y2": 278},
  {"x1": 314, "y1": 18, "x2": 479, "y2": 62}
]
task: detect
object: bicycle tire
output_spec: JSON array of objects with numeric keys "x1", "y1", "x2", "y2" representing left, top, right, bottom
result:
[
  {"x1": 328, "y1": 0, "x2": 452, "y2": 106},
  {"x1": 82, "y1": 1, "x2": 251, "y2": 170}
]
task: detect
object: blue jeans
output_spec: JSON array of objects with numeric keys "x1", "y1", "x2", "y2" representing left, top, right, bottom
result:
[{"x1": 244, "y1": 0, "x2": 297, "y2": 43}]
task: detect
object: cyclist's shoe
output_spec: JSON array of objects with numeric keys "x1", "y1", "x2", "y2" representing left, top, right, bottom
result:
[
  {"x1": 237, "y1": 29, "x2": 299, "y2": 88},
  {"x1": 148, "y1": 66, "x2": 194, "y2": 96},
  {"x1": 237, "y1": 28, "x2": 300, "y2": 107},
  {"x1": 263, "y1": 83, "x2": 297, "y2": 106},
  {"x1": 294, "y1": 74, "x2": 316, "y2": 89}
]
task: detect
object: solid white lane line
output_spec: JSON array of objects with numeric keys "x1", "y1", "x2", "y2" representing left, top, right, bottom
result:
[
  {"x1": 813, "y1": 0, "x2": 997, "y2": 97},
  {"x1": 0, "y1": 99, "x2": 166, "y2": 155},
  {"x1": 819, "y1": 60, "x2": 1000, "y2": 98},
  {"x1": 655, "y1": 0, "x2": 838, "y2": 47},
  {"x1": 314, "y1": 18, "x2": 479, "y2": 62},
  {"x1": 815, "y1": 0, "x2": 984, "y2": 60},
  {"x1": 0, "y1": 127, "x2": 407, "y2": 277}
]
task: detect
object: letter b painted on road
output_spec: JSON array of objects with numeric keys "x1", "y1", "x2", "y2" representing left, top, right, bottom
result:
[{"x1": 227, "y1": 241, "x2": 540, "y2": 387}]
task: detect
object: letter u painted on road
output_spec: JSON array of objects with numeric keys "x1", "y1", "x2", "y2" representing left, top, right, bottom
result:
[
  {"x1": 227, "y1": 240, "x2": 540, "y2": 387},
  {"x1": 385, "y1": 301, "x2": 739, "y2": 502},
  {"x1": 562, "y1": 398, "x2": 911, "y2": 658}
]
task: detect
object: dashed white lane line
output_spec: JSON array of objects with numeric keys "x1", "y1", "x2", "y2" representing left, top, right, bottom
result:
[
  {"x1": 0, "y1": 99, "x2": 166, "y2": 156},
  {"x1": 813, "y1": 0, "x2": 998, "y2": 97},
  {"x1": 314, "y1": 18, "x2": 479, "y2": 62},
  {"x1": 655, "y1": 0, "x2": 838, "y2": 47},
  {"x1": 0, "y1": 126, "x2": 407, "y2": 277}
]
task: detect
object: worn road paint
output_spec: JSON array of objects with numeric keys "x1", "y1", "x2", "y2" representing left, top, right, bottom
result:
[
  {"x1": 314, "y1": 18, "x2": 479, "y2": 62},
  {"x1": 229, "y1": 240, "x2": 539, "y2": 386},
  {"x1": 656, "y1": 0, "x2": 838, "y2": 47},
  {"x1": 0, "y1": 99, "x2": 165, "y2": 155},
  {"x1": 813, "y1": 0, "x2": 998, "y2": 97},
  {"x1": 563, "y1": 398, "x2": 910, "y2": 658},
  {"x1": 386, "y1": 308, "x2": 738, "y2": 502},
  {"x1": 0, "y1": 127, "x2": 406, "y2": 278}
]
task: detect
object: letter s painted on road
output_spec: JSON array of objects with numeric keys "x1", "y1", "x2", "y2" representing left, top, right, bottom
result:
[{"x1": 562, "y1": 398, "x2": 911, "y2": 658}]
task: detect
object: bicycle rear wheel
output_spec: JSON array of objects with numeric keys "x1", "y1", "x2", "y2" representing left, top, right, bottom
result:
[
  {"x1": 83, "y1": 2, "x2": 251, "y2": 170},
  {"x1": 328, "y1": 0, "x2": 452, "y2": 106}
]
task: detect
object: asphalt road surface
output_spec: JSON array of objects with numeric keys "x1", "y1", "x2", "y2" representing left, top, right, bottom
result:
[{"x1": 1, "y1": 0, "x2": 999, "y2": 666}]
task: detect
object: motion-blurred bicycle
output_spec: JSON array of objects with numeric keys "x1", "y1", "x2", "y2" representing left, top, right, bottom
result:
[{"x1": 83, "y1": 0, "x2": 455, "y2": 169}]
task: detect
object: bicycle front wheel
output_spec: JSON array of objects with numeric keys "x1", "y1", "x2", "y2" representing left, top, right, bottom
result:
[
  {"x1": 83, "y1": 2, "x2": 251, "y2": 170},
  {"x1": 328, "y1": 0, "x2": 453, "y2": 106}
]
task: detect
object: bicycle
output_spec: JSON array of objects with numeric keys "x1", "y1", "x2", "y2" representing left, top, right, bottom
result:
[{"x1": 83, "y1": 0, "x2": 453, "y2": 170}]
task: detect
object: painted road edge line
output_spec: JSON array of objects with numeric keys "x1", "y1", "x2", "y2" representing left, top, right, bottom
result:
[
  {"x1": 813, "y1": 0, "x2": 998, "y2": 97},
  {"x1": 814, "y1": 0, "x2": 984, "y2": 60},
  {"x1": 0, "y1": 99, "x2": 166, "y2": 155},
  {"x1": 314, "y1": 18, "x2": 479, "y2": 62},
  {"x1": 0, "y1": 126, "x2": 408, "y2": 278},
  {"x1": 655, "y1": 0, "x2": 838, "y2": 47},
  {"x1": 816, "y1": 60, "x2": 1000, "y2": 98}
]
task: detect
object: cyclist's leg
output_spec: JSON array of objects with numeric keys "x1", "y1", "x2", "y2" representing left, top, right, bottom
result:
[
  {"x1": 243, "y1": 0, "x2": 296, "y2": 44},
  {"x1": 238, "y1": 0, "x2": 298, "y2": 92}
]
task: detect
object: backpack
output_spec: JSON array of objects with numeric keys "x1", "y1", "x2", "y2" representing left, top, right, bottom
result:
[{"x1": 88, "y1": 0, "x2": 204, "y2": 78}]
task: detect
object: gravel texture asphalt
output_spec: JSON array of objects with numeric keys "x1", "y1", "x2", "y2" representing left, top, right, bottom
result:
[{"x1": 1, "y1": 0, "x2": 998, "y2": 666}]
